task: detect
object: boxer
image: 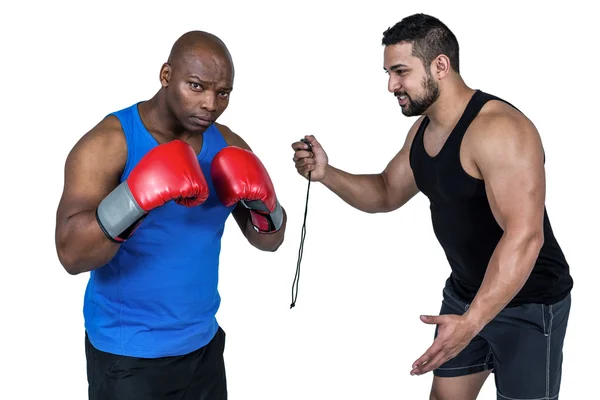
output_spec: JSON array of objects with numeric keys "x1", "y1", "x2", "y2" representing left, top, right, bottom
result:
[{"x1": 55, "y1": 30, "x2": 286, "y2": 400}]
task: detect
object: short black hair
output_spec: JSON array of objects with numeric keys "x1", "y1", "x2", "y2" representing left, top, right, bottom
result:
[{"x1": 382, "y1": 13, "x2": 460, "y2": 73}]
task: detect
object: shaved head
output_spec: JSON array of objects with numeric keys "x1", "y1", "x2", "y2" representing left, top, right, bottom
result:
[
  {"x1": 167, "y1": 31, "x2": 233, "y2": 74},
  {"x1": 156, "y1": 30, "x2": 235, "y2": 135}
]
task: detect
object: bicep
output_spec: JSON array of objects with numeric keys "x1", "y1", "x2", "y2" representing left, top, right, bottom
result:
[
  {"x1": 380, "y1": 121, "x2": 421, "y2": 209},
  {"x1": 56, "y1": 117, "x2": 128, "y2": 223},
  {"x1": 477, "y1": 117, "x2": 546, "y2": 234}
]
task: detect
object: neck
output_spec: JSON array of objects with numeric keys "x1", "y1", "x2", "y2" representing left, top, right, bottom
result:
[
  {"x1": 140, "y1": 90, "x2": 188, "y2": 142},
  {"x1": 424, "y1": 77, "x2": 476, "y2": 131}
]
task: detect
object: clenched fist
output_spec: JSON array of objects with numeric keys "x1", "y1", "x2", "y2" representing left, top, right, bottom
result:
[{"x1": 291, "y1": 135, "x2": 329, "y2": 181}]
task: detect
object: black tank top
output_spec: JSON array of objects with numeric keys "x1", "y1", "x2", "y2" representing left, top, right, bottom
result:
[{"x1": 409, "y1": 90, "x2": 573, "y2": 306}]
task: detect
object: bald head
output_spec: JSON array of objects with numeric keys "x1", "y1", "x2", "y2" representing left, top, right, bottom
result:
[
  {"x1": 158, "y1": 31, "x2": 235, "y2": 134},
  {"x1": 167, "y1": 31, "x2": 233, "y2": 71}
]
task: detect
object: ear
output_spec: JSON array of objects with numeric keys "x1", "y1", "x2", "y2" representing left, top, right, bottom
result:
[
  {"x1": 160, "y1": 63, "x2": 171, "y2": 87},
  {"x1": 432, "y1": 55, "x2": 451, "y2": 79}
]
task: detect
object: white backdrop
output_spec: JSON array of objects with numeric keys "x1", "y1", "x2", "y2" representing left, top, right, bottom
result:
[{"x1": 1, "y1": 0, "x2": 597, "y2": 398}]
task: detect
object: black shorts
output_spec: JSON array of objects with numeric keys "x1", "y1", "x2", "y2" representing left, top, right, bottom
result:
[
  {"x1": 433, "y1": 280, "x2": 571, "y2": 399},
  {"x1": 85, "y1": 327, "x2": 227, "y2": 400}
]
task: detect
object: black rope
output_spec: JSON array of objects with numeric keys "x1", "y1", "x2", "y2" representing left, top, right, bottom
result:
[{"x1": 290, "y1": 141, "x2": 313, "y2": 309}]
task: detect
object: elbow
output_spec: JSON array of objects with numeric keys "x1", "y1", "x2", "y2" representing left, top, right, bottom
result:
[
  {"x1": 365, "y1": 174, "x2": 403, "y2": 214},
  {"x1": 370, "y1": 174, "x2": 390, "y2": 214},
  {"x1": 533, "y1": 228, "x2": 544, "y2": 245},
  {"x1": 364, "y1": 208, "x2": 386, "y2": 214},
  {"x1": 57, "y1": 253, "x2": 78, "y2": 275},
  {"x1": 64, "y1": 266, "x2": 83, "y2": 276},
  {"x1": 56, "y1": 238, "x2": 84, "y2": 275},
  {"x1": 524, "y1": 230, "x2": 545, "y2": 272},
  {"x1": 368, "y1": 203, "x2": 395, "y2": 214},
  {"x1": 365, "y1": 199, "x2": 397, "y2": 214},
  {"x1": 57, "y1": 247, "x2": 81, "y2": 275},
  {"x1": 507, "y1": 227, "x2": 545, "y2": 260},
  {"x1": 529, "y1": 230, "x2": 545, "y2": 254},
  {"x1": 523, "y1": 227, "x2": 544, "y2": 252},
  {"x1": 55, "y1": 222, "x2": 82, "y2": 275}
]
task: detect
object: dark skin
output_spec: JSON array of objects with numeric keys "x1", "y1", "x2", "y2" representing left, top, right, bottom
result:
[{"x1": 55, "y1": 31, "x2": 286, "y2": 275}]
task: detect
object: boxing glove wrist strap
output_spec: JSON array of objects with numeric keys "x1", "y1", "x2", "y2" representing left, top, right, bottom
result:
[
  {"x1": 96, "y1": 182, "x2": 147, "y2": 243},
  {"x1": 242, "y1": 199, "x2": 283, "y2": 233}
]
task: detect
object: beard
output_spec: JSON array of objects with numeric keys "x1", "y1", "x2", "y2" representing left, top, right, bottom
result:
[{"x1": 397, "y1": 72, "x2": 440, "y2": 117}]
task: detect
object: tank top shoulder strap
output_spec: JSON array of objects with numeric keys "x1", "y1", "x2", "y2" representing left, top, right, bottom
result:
[
  {"x1": 109, "y1": 102, "x2": 159, "y2": 149},
  {"x1": 436, "y1": 89, "x2": 514, "y2": 151},
  {"x1": 409, "y1": 115, "x2": 430, "y2": 164},
  {"x1": 200, "y1": 123, "x2": 229, "y2": 162},
  {"x1": 448, "y1": 90, "x2": 540, "y2": 160},
  {"x1": 451, "y1": 90, "x2": 492, "y2": 141},
  {"x1": 108, "y1": 102, "x2": 159, "y2": 181},
  {"x1": 453, "y1": 89, "x2": 523, "y2": 136}
]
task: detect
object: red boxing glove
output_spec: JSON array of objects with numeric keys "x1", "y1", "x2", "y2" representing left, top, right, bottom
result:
[
  {"x1": 96, "y1": 140, "x2": 209, "y2": 242},
  {"x1": 211, "y1": 146, "x2": 283, "y2": 233}
]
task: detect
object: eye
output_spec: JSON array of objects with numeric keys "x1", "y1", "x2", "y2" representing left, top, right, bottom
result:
[
  {"x1": 189, "y1": 82, "x2": 203, "y2": 91},
  {"x1": 219, "y1": 92, "x2": 230, "y2": 99}
]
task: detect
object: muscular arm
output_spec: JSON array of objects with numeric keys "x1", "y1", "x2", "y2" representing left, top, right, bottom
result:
[
  {"x1": 463, "y1": 111, "x2": 546, "y2": 330},
  {"x1": 320, "y1": 119, "x2": 422, "y2": 213},
  {"x1": 216, "y1": 123, "x2": 286, "y2": 252},
  {"x1": 55, "y1": 116, "x2": 128, "y2": 274}
]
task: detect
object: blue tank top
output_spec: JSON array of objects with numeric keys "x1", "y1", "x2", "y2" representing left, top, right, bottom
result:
[{"x1": 83, "y1": 102, "x2": 234, "y2": 358}]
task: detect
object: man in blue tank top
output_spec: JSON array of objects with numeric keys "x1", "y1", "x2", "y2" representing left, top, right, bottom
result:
[
  {"x1": 55, "y1": 31, "x2": 287, "y2": 399},
  {"x1": 291, "y1": 13, "x2": 572, "y2": 400}
]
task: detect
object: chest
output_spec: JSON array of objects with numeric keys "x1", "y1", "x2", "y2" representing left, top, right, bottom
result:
[
  {"x1": 410, "y1": 130, "x2": 485, "y2": 203},
  {"x1": 422, "y1": 129, "x2": 451, "y2": 158}
]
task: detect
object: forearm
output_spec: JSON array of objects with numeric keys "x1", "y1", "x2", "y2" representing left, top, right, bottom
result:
[
  {"x1": 244, "y1": 208, "x2": 287, "y2": 252},
  {"x1": 464, "y1": 230, "x2": 544, "y2": 331},
  {"x1": 56, "y1": 211, "x2": 121, "y2": 275},
  {"x1": 321, "y1": 165, "x2": 390, "y2": 213}
]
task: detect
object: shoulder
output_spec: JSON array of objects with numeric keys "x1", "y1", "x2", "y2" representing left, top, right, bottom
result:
[
  {"x1": 67, "y1": 114, "x2": 127, "y2": 168},
  {"x1": 91, "y1": 114, "x2": 126, "y2": 145},
  {"x1": 465, "y1": 100, "x2": 544, "y2": 175},
  {"x1": 214, "y1": 122, "x2": 252, "y2": 151},
  {"x1": 471, "y1": 100, "x2": 538, "y2": 140},
  {"x1": 467, "y1": 100, "x2": 542, "y2": 157}
]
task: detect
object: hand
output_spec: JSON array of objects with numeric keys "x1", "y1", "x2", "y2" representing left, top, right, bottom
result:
[
  {"x1": 96, "y1": 140, "x2": 209, "y2": 242},
  {"x1": 291, "y1": 135, "x2": 328, "y2": 181},
  {"x1": 410, "y1": 314, "x2": 481, "y2": 376},
  {"x1": 211, "y1": 146, "x2": 283, "y2": 233}
]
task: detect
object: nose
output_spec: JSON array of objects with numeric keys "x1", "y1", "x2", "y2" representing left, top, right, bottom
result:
[
  {"x1": 201, "y1": 91, "x2": 217, "y2": 112},
  {"x1": 388, "y1": 75, "x2": 401, "y2": 94}
]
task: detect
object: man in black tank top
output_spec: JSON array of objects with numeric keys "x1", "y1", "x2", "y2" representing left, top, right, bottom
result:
[{"x1": 291, "y1": 13, "x2": 572, "y2": 400}]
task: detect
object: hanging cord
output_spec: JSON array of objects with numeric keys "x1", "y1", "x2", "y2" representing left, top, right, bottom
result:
[{"x1": 290, "y1": 139, "x2": 312, "y2": 309}]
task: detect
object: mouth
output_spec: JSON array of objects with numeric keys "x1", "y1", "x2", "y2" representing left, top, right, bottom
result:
[
  {"x1": 191, "y1": 116, "x2": 213, "y2": 127},
  {"x1": 396, "y1": 94, "x2": 408, "y2": 106}
]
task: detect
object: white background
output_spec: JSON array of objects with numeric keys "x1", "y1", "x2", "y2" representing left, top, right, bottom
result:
[{"x1": 1, "y1": 0, "x2": 598, "y2": 398}]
